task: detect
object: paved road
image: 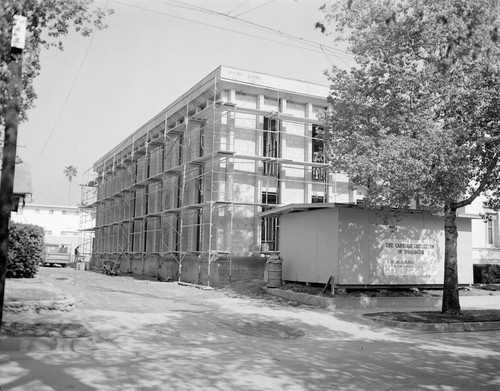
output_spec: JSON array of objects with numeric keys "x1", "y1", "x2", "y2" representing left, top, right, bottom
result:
[{"x1": 1, "y1": 267, "x2": 500, "y2": 391}]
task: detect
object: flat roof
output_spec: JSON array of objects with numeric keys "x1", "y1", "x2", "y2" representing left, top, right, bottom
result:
[
  {"x1": 94, "y1": 66, "x2": 329, "y2": 168},
  {"x1": 260, "y1": 202, "x2": 481, "y2": 219}
]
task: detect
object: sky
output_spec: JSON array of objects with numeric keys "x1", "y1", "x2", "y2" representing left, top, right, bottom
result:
[{"x1": 17, "y1": 0, "x2": 355, "y2": 206}]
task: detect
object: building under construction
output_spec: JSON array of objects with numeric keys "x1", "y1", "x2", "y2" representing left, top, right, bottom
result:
[{"x1": 80, "y1": 66, "x2": 359, "y2": 286}]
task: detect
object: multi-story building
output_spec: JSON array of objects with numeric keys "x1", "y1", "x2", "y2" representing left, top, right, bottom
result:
[
  {"x1": 12, "y1": 203, "x2": 80, "y2": 257},
  {"x1": 81, "y1": 66, "x2": 361, "y2": 285},
  {"x1": 82, "y1": 66, "x2": 500, "y2": 286},
  {"x1": 465, "y1": 198, "x2": 500, "y2": 266}
]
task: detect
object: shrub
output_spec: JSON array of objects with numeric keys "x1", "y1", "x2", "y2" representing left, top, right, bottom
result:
[
  {"x1": 473, "y1": 264, "x2": 500, "y2": 284},
  {"x1": 7, "y1": 222, "x2": 44, "y2": 278}
]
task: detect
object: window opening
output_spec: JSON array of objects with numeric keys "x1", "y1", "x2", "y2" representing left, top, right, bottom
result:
[
  {"x1": 261, "y1": 191, "x2": 279, "y2": 251},
  {"x1": 195, "y1": 166, "x2": 203, "y2": 252},
  {"x1": 178, "y1": 134, "x2": 184, "y2": 166},
  {"x1": 263, "y1": 117, "x2": 279, "y2": 176},
  {"x1": 312, "y1": 195, "x2": 325, "y2": 203},
  {"x1": 487, "y1": 219, "x2": 494, "y2": 245},
  {"x1": 312, "y1": 125, "x2": 326, "y2": 181}
]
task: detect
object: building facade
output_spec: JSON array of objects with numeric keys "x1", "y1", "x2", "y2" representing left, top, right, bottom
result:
[
  {"x1": 82, "y1": 66, "x2": 361, "y2": 285},
  {"x1": 83, "y1": 66, "x2": 499, "y2": 286},
  {"x1": 464, "y1": 197, "x2": 500, "y2": 266},
  {"x1": 12, "y1": 203, "x2": 81, "y2": 259}
]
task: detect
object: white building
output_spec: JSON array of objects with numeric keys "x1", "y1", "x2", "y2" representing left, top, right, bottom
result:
[
  {"x1": 12, "y1": 203, "x2": 81, "y2": 259},
  {"x1": 464, "y1": 197, "x2": 500, "y2": 266}
]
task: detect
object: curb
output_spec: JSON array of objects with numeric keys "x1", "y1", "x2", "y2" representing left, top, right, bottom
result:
[
  {"x1": 367, "y1": 317, "x2": 500, "y2": 332},
  {"x1": 0, "y1": 335, "x2": 94, "y2": 352},
  {"x1": 174, "y1": 281, "x2": 214, "y2": 291},
  {"x1": 264, "y1": 287, "x2": 442, "y2": 309},
  {"x1": 264, "y1": 287, "x2": 500, "y2": 332},
  {"x1": 3, "y1": 297, "x2": 75, "y2": 313}
]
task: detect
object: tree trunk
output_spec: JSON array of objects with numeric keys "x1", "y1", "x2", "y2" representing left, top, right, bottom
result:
[
  {"x1": 442, "y1": 203, "x2": 461, "y2": 314},
  {"x1": 0, "y1": 49, "x2": 22, "y2": 327}
]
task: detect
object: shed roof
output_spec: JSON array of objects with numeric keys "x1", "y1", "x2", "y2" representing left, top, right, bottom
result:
[
  {"x1": 0, "y1": 162, "x2": 32, "y2": 196},
  {"x1": 13, "y1": 162, "x2": 32, "y2": 195},
  {"x1": 260, "y1": 202, "x2": 481, "y2": 219}
]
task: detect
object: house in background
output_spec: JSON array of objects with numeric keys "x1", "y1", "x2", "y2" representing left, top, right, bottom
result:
[
  {"x1": 463, "y1": 197, "x2": 500, "y2": 266},
  {"x1": 0, "y1": 161, "x2": 32, "y2": 212},
  {"x1": 11, "y1": 203, "x2": 81, "y2": 261}
]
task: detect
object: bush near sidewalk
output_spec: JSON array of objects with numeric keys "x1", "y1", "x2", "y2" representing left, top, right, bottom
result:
[
  {"x1": 7, "y1": 222, "x2": 44, "y2": 278},
  {"x1": 473, "y1": 264, "x2": 500, "y2": 284}
]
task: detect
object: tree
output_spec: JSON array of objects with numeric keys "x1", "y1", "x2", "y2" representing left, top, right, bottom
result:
[
  {"x1": 318, "y1": 0, "x2": 500, "y2": 314},
  {"x1": 0, "y1": 1, "x2": 111, "y2": 328},
  {"x1": 0, "y1": 1, "x2": 111, "y2": 127},
  {"x1": 64, "y1": 165, "x2": 78, "y2": 204}
]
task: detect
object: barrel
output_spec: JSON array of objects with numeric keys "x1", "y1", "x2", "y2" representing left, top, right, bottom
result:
[{"x1": 266, "y1": 255, "x2": 282, "y2": 288}]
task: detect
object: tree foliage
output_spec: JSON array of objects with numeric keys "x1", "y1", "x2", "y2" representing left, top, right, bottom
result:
[
  {"x1": 0, "y1": 0, "x2": 112, "y2": 126},
  {"x1": 64, "y1": 165, "x2": 78, "y2": 182},
  {"x1": 319, "y1": 0, "x2": 500, "y2": 313},
  {"x1": 7, "y1": 222, "x2": 44, "y2": 278}
]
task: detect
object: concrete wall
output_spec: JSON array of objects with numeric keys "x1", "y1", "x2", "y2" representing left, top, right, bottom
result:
[
  {"x1": 121, "y1": 253, "x2": 265, "y2": 287},
  {"x1": 279, "y1": 207, "x2": 473, "y2": 286}
]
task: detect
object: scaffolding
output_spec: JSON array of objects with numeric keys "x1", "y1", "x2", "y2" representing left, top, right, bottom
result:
[
  {"x1": 80, "y1": 69, "x2": 349, "y2": 285},
  {"x1": 79, "y1": 168, "x2": 98, "y2": 263}
]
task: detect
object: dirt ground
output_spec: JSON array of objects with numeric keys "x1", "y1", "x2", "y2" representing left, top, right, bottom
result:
[
  {"x1": 3, "y1": 275, "x2": 500, "y2": 337},
  {"x1": 220, "y1": 279, "x2": 500, "y2": 325},
  {"x1": 277, "y1": 281, "x2": 500, "y2": 298}
]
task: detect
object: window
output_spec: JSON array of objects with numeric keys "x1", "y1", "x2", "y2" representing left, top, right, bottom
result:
[
  {"x1": 35, "y1": 209, "x2": 40, "y2": 214},
  {"x1": 487, "y1": 219, "x2": 494, "y2": 245},
  {"x1": 61, "y1": 230, "x2": 78, "y2": 236},
  {"x1": 261, "y1": 192, "x2": 279, "y2": 251},
  {"x1": 62, "y1": 210, "x2": 67, "y2": 215},
  {"x1": 44, "y1": 230, "x2": 53, "y2": 235},
  {"x1": 263, "y1": 117, "x2": 279, "y2": 176},
  {"x1": 49, "y1": 210, "x2": 54, "y2": 215},
  {"x1": 312, "y1": 125, "x2": 326, "y2": 181},
  {"x1": 195, "y1": 167, "x2": 204, "y2": 252},
  {"x1": 312, "y1": 195, "x2": 325, "y2": 203}
]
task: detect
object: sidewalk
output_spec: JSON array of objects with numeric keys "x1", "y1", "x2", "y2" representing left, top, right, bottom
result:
[
  {"x1": 264, "y1": 286, "x2": 500, "y2": 332},
  {"x1": 3, "y1": 277, "x2": 74, "y2": 313},
  {"x1": 3, "y1": 276, "x2": 500, "y2": 334}
]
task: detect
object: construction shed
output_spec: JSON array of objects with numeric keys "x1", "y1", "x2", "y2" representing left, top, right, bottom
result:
[
  {"x1": 261, "y1": 203, "x2": 475, "y2": 287},
  {"x1": 80, "y1": 66, "x2": 364, "y2": 286}
]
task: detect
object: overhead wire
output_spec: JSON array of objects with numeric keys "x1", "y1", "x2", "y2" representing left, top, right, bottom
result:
[
  {"x1": 235, "y1": 0, "x2": 276, "y2": 17},
  {"x1": 228, "y1": 0, "x2": 252, "y2": 15},
  {"x1": 34, "y1": 1, "x2": 108, "y2": 165},
  {"x1": 111, "y1": 0, "x2": 348, "y2": 57},
  {"x1": 34, "y1": 0, "x2": 355, "y2": 163},
  {"x1": 145, "y1": 0, "x2": 416, "y2": 71},
  {"x1": 140, "y1": 0, "x2": 355, "y2": 62}
]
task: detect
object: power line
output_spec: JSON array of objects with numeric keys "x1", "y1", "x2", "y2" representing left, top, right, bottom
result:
[
  {"x1": 235, "y1": 0, "x2": 276, "y2": 17},
  {"x1": 139, "y1": 0, "x2": 355, "y2": 62},
  {"x1": 144, "y1": 0, "x2": 415, "y2": 72},
  {"x1": 34, "y1": 6, "x2": 104, "y2": 165},
  {"x1": 228, "y1": 0, "x2": 251, "y2": 15},
  {"x1": 111, "y1": 0, "x2": 345, "y2": 57}
]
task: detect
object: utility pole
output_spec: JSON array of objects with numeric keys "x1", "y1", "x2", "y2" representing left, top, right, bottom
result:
[{"x1": 0, "y1": 15, "x2": 26, "y2": 327}]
